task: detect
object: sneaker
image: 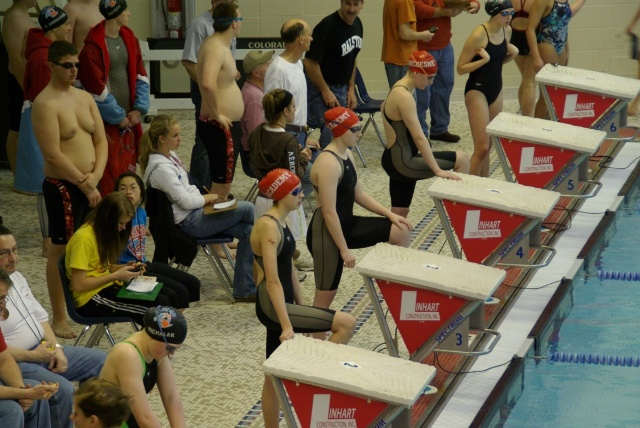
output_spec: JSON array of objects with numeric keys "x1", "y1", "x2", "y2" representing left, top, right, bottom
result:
[
  {"x1": 297, "y1": 269, "x2": 307, "y2": 282},
  {"x1": 293, "y1": 256, "x2": 314, "y2": 272},
  {"x1": 233, "y1": 294, "x2": 257, "y2": 303},
  {"x1": 430, "y1": 131, "x2": 460, "y2": 143}
]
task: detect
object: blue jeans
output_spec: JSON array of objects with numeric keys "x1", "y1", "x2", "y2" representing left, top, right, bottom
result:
[
  {"x1": 384, "y1": 64, "x2": 409, "y2": 88},
  {"x1": 306, "y1": 76, "x2": 348, "y2": 149},
  {"x1": 18, "y1": 347, "x2": 106, "y2": 428},
  {"x1": 189, "y1": 80, "x2": 211, "y2": 188},
  {"x1": 180, "y1": 202, "x2": 256, "y2": 297},
  {"x1": 415, "y1": 43, "x2": 455, "y2": 136},
  {"x1": 0, "y1": 379, "x2": 51, "y2": 428}
]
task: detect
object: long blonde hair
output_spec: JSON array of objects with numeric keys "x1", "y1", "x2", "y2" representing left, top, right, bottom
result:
[{"x1": 138, "y1": 114, "x2": 179, "y2": 174}]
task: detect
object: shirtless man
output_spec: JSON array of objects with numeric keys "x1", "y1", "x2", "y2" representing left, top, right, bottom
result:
[
  {"x1": 32, "y1": 40, "x2": 107, "y2": 339},
  {"x1": 63, "y1": 0, "x2": 104, "y2": 52},
  {"x1": 2, "y1": 0, "x2": 37, "y2": 175},
  {"x1": 196, "y1": 1, "x2": 244, "y2": 200}
]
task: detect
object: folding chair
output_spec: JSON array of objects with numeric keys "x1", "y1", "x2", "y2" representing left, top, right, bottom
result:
[
  {"x1": 353, "y1": 68, "x2": 387, "y2": 167},
  {"x1": 58, "y1": 255, "x2": 138, "y2": 348},
  {"x1": 146, "y1": 187, "x2": 236, "y2": 303}
]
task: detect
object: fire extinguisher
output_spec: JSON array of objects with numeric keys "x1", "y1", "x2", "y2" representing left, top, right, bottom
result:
[{"x1": 167, "y1": 0, "x2": 182, "y2": 38}]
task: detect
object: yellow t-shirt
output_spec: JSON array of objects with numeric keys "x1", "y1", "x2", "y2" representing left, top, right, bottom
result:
[
  {"x1": 382, "y1": 0, "x2": 418, "y2": 66},
  {"x1": 65, "y1": 224, "x2": 115, "y2": 307}
]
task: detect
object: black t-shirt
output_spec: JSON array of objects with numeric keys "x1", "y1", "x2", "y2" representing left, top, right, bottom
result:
[{"x1": 305, "y1": 11, "x2": 363, "y2": 86}]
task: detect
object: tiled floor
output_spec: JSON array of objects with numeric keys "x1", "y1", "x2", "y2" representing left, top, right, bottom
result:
[{"x1": 3, "y1": 98, "x2": 628, "y2": 427}]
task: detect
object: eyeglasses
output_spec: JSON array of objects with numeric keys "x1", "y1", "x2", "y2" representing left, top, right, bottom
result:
[
  {"x1": 155, "y1": 307, "x2": 179, "y2": 354},
  {"x1": 500, "y1": 10, "x2": 516, "y2": 16},
  {"x1": 0, "y1": 246, "x2": 18, "y2": 259},
  {"x1": 52, "y1": 61, "x2": 80, "y2": 70},
  {"x1": 290, "y1": 187, "x2": 303, "y2": 196}
]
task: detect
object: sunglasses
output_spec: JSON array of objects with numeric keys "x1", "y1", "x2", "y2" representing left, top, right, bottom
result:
[
  {"x1": 155, "y1": 306, "x2": 179, "y2": 354},
  {"x1": 290, "y1": 187, "x2": 303, "y2": 196},
  {"x1": 500, "y1": 10, "x2": 516, "y2": 16},
  {"x1": 52, "y1": 61, "x2": 80, "y2": 70}
]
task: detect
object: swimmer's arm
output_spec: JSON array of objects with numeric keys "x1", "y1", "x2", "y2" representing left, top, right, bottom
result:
[
  {"x1": 503, "y1": 27, "x2": 519, "y2": 64},
  {"x1": 627, "y1": 6, "x2": 640, "y2": 33},
  {"x1": 157, "y1": 358, "x2": 186, "y2": 428},
  {"x1": 526, "y1": 0, "x2": 549, "y2": 63},
  {"x1": 32, "y1": 100, "x2": 87, "y2": 186},
  {"x1": 63, "y1": 4, "x2": 77, "y2": 46},
  {"x1": 3, "y1": 16, "x2": 28, "y2": 88},
  {"x1": 314, "y1": 156, "x2": 350, "y2": 253},
  {"x1": 198, "y1": 47, "x2": 225, "y2": 120},
  {"x1": 570, "y1": 0, "x2": 586, "y2": 17},
  {"x1": 456, "y1": 28, "x2": 489, "y2": 75},
  {"x1": 89, "y1": 97, "x2": 108, "y2": 180},
  {"x1": 259, "y1": 219, "x2": 293, "y2": 331},
  {"x1": 115, "y1": 348, "x2": 165, "y2": 428}
]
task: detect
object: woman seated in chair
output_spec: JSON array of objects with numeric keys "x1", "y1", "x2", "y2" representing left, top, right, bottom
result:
[
  {"x1": 381, "y1": 51, "x2": 468, "y2": 217},
  {"x1": 66, "y1": 192, "x2": 187, "y2": 324},
  {"x1": 100, "y1": 306, "x2": 187, "y2": 428},
  {"x1": 249, "y1": 89, "x2": 313, "y2": 267},
  {"x1": 115, "y1": 172, "x2": 201, "y2": 310},
  {"x1": 140, "y1": 115, "x2": 257, "y2": 301},
  {"x1": 251, "y1": 169, "x2": 355, "y2": 428}
]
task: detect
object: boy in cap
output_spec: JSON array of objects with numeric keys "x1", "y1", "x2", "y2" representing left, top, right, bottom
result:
[
  {"x1": 100, "y1": 306, "x2": 187, "y2": 428},
  {"x1": 78, "y1": 0, "x2": 150, "y2": 196},
  {"x1": 239, "y1": 49, "x2": 275, "y2": 175}
]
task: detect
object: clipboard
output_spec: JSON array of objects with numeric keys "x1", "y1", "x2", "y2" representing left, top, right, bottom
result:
[
  {"x1": 117, "y1": 282, "x2": 163, "y2": 301},
  {"x1": 203, "y1": 200, "x2": 238, "y2": 215}
]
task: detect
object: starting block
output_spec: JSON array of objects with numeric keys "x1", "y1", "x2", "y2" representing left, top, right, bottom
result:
[
  {"x1": 426, "y1": 174, "x2": 560, "y2": 267},
  {"x1": 487, "y1": 112, "x2": 607, "y2": 198},
  {"x1": 263, "y1": 335, "x2": 436, "y2": 428},
  {"x1": 536, "y1": 64, "x2": 640, "y2": 140},
  {"x1": 356, "y1": 244, "x2": 505, "y2": 364}
]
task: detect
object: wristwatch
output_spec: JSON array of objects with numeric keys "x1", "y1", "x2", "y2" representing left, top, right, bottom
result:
[{"x1": 54, "y1": 343, "x2": 64, "y2": 349}]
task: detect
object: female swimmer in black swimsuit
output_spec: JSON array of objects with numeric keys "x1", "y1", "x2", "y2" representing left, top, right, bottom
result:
[
  {"x1": 380, "y1": 50, "x2": 468, "y2": 218},
  {"x1": 251, "y1": 168, "x2": 355, "y2": 428},
  {"x1": 458, "y1": 0, "x2": 518, "y2": 177}
]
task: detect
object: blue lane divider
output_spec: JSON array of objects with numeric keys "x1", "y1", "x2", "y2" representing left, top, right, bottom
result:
[
  {"x1": 597, "y1": 270, "x2": 640, "y2": 281},
  {"x1": 549, "y1": 352, "x2": 640, "y2": 367}
]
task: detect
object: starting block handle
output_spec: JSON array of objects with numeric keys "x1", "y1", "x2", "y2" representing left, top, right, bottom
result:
[
  {"x1": 562, "y1": 180, "x2": 602, "y2": 199},
  {"x1": 435, "y1": 328, "x2": 501, "y2": 357},
  {"x1": 497, "y1": 245, "x2": 556, "y2": 269}
]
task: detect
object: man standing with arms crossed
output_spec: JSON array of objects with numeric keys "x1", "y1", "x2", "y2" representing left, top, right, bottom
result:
[
  {"x1": 197, "y1": 2, "x2": 243, "y2": 201},
  {"x1": 33, "y1": 40, "x2": 108, "y2": 339},
  {"x1": 304, "y1": 0, "x2": 364, "y2": 150},
  {"x1": 414, "y1": 0, "x2": 479, "y2": 143}
]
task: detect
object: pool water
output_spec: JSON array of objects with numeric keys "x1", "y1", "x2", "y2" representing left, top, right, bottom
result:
[{"x1": 503, "y1": 191, "x2": 640, "y2": 427}]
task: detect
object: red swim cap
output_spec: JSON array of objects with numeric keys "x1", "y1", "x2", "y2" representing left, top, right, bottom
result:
[
  {"x1": 258, "y1": 168, "x2": 301, "y2": 201},
  {"x1": 408, "y1": 51, "x2": 437, "y2": 75},
  {"x1": 324, "y1": 107, "x2": 360, "y2": 138}
]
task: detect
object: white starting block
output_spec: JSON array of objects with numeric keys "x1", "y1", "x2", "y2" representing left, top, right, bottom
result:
[
  {"x1": 356, "y1": 244, "x2": 505, "y2": 365},
  {"x1": 535, "y1": 64, "x2": 640, "y2": 140},
  {"x1": 426, "y1": 174, "x2": 560, "y2": 267},
  {"x1": 263, "y1": 335, "x2": 436, "y2": 428},
  {"x1": 487, "y1": 112, "x2": 607, "y2": 198}
]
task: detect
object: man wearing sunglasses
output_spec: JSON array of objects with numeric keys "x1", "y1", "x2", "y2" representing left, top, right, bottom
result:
[
  {"x1": 100, "y1": 306, "x2": 187, "y2": 428},
  {"x1": 32, "y1": 40, "x2": 108, "y2": 342}
]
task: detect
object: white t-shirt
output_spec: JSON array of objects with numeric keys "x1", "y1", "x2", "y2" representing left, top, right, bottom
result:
[
  {"x1": 264, "y1": 55, "x2": 308, "y2": 128},
  {"x1": 2, "y1": 272, "x2": 48, "y2": 350}
]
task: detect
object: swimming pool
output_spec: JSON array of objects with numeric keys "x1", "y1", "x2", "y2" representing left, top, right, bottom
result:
[{"x1": 502, "y1": 185, "x2": 640, "y2": 427}]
